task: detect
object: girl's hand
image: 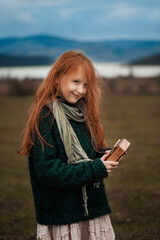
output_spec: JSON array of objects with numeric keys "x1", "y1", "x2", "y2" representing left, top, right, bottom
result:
[
  {"x1": 100, "y1": 150, "x2": 111, "y2": 161},
  {"x1": 100, "y1": 150, "x2": 119, "y2": 174},
  {"x1": 100, "y1": 159, "x2": 119, "y2": 174},
  {"x1": 101, "y1": 150, "x2": 127, "y2": 162}
]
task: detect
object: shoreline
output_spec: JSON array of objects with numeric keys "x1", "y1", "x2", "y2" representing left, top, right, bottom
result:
[
  {"x1": 0, "y1": 63, "x2": 160, "y2": 79},
  {"x1": 0, "y1": 76, "x2": 160, "y2": 95}
]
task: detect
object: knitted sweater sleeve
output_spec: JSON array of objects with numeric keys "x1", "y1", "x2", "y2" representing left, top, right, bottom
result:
[{"x1": 31, "y1": 106, "x2": 108, "y2": 189}]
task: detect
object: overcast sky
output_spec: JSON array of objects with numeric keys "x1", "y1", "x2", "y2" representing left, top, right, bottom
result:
[{"x1": 0, "y1": 0, "x2": 160, "y2": 40}]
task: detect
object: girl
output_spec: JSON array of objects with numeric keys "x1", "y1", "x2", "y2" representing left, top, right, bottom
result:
[{"x1": 19, "y1": 50, "x2": 119, "y2": 240}]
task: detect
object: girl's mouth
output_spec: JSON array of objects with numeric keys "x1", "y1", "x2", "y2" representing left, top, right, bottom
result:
[{"x1": 72, "y1": 93, "x2": 81, "y2": 98}]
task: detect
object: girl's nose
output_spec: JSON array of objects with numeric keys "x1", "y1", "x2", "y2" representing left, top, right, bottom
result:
[{"x1": 77, "y1": 85, "x2": 84, "y2": 94}]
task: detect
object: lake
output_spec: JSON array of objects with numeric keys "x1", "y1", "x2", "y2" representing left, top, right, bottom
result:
[{"x1": 0, "y1": 63, "x2": 160, "y2": 79}]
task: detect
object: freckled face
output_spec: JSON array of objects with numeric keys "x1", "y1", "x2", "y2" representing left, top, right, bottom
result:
[{"x1": 59, "y1": 67, "x2": 87, "y2": 104}]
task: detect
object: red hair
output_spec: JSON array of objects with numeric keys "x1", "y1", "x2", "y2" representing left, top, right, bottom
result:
[{"x1": 19, "y1": 50, "x2": 107, "y2": 156}]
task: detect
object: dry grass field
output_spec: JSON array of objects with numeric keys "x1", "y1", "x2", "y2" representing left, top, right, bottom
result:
[{"x1": 0, "y1": 90, "x2": 159, "y2": 240}]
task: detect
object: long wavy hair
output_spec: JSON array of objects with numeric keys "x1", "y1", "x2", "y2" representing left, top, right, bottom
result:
[{"x1": 19, "y1": 50, "x2": 107, "y2": 156}]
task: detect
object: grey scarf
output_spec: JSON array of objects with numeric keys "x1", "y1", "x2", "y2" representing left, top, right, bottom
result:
[{"x1": 48, "y1": 99, "x2": 99, "y2": 216}]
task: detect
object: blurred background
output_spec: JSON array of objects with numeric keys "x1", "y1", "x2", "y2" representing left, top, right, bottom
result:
[{"x1": 0, "y1": 0, "x2": 160, "y2": 239}]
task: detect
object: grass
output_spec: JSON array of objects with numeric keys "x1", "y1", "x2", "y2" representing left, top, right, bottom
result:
[
  {"x1": 103, "y1": 93, "x2": 160, "y2": 240},
  {"x1": 0, "y1": 92, "x2": 160, "y2": 239}
]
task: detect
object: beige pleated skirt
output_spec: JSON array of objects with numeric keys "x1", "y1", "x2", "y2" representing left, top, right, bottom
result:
[{"x1": 36, "y1": 214, "x2": 115, "y2": 240}]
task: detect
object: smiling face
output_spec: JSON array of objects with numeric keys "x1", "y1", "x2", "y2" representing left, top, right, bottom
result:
[{"x1": 59, "y1": 66, "x2": 87, "y2": 104}]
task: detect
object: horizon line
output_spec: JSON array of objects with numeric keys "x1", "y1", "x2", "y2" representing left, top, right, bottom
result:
[{"x1": 0, "y1": 33, "x2": 160, "y2": 42}]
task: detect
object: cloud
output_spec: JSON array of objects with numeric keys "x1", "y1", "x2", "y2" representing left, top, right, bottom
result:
[
  {"x1": 94, "y1": 2, "x2": 160, "y2": 26},
  {"x1": 0, "y1": 3, "x2": 34, "y2": 25},
  {"x1": 0, "y1": 0, "x2": 75, "y2": 25},
  {"x1": 59, "y1": 8, "x2": 76, "y2": 20},
  {"x1": 0, "y1": 0, "x2": 73, "y2": 8},
  {"x1": 148, "y1": 9, "x2": 160, "y2": 21},
  {"x1": 59, "y1": 6, "x2": 87, "y2": 20},
  {"x1": 107, "y1": 3, "x2": 141, "y2": 19},
  {"x1": 0, "y1": 0, "x2": 159, "y2": 40}
]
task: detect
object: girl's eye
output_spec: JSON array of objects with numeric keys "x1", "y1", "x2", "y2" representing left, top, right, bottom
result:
[{"x1": 73, "y1": 80, "x2": 79, "y2": 83}]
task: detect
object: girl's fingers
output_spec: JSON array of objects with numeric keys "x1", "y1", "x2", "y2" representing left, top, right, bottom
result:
[
  {"x1": 108, "y1": 165, "x2": 118, "y2": 170},
  {"x1": 100, "y1": 152, "x2": 111, "y2": 161},
  {"x1": 101, "y1": 159, "x2": 119, "y2": 173},
  {"x1": 100, "y1": 155, "x2": 107, "y2": 161},
  {"x1": 118, "y1": 156, "x2": 123, "y2": 161},
  {"x1": 103, "y1": 151, "x2": 110, "y2": 157},
  {"x1": 104, "y1": 150, "x2": 111, "y2": 156},
  {"x1": 107, "y1": 164, "x2": 118, "y2": 173},
  {"x1": 107, "y1": 161, "x2": 119, "y2": 166},
  {"x1": 105, "y1": 150, "x2": 111, "y2": 154}
]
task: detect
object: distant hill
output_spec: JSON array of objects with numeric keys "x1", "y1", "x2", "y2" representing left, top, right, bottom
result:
[
  {"x1": 0, "y1": 35, "x2": 160, "y2": 64},
  {"x1": 130, "y1": 53, "x2": 160, "y2": 65},
  {"x1": 0, "y1": 54, "x2": 53, "y2": 67}
]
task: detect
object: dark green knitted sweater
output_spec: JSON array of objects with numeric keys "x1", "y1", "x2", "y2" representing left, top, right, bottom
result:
[{"x1": 28, "y1": 105, "x2": 111, "y2": 225}]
